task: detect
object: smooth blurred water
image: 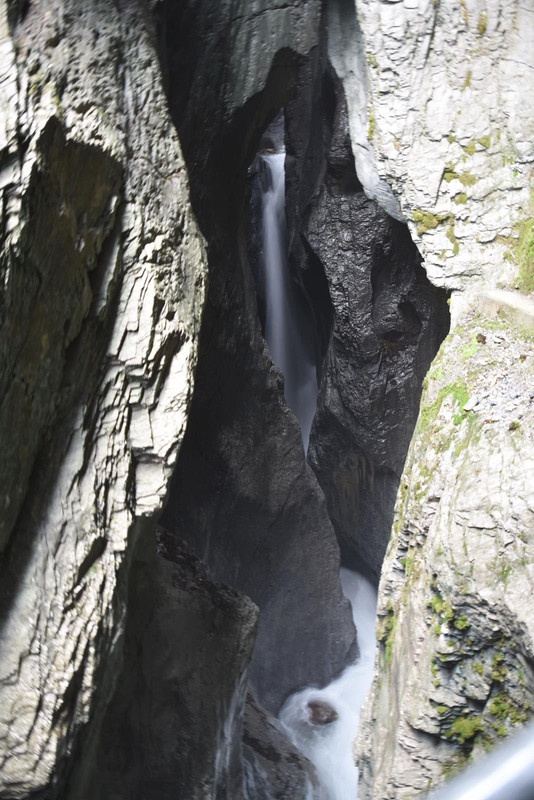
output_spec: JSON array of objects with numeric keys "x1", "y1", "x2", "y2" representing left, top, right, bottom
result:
[
  {"x1": 279, "y1": 570, "x2": 378, "y2": 800},
  {"x1": 261, "y1": 152, "x2": 317, "y2": 450}
]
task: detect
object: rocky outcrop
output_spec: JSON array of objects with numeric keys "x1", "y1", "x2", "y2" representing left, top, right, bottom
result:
[
  {"x1": 275, "y1": 46, "x2": 450, "y2": 579},
  {"x1": 357, "y1": 308, "x2": 534, "y2": 798},
  {"x1": 0, "y1": 1, "x2": 211, "y2": 795},
  {"x1": 337, "y1": 1, "x2": 534, "y2": 795},
  {"x1": 243, "y1": 694, "x2": 316, "y2": 800},
  {"x1": 71, "y1": 531, "x2": 258, "y2": 800},
  {"x1": 354, "y1": 0, "x2": 534, "y2": 296},
  {"x1": 302, "y1": 83, "x2": 450, "y2": 579}
]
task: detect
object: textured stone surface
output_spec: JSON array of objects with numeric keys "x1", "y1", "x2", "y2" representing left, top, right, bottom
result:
[
  {"x1": 243, "y1": 694, "x2": 316, "y2": 800},
  {"x1": 357, "y1": 309, "x2": 534, "y2": 798},
  {"x1": 353, "y1": 0, "x2": 534, "y2": 295},
  {"x1": 0, "y1": 1, "x2": 207, "y2": 795},
  {"x1": 72, "y1": 531, "x2": 258, "y2": 800},
  {"x1": 280, "y1": 58, "x2": 450, "y2": 579},
  {"x1": 338, "y1": 1, "x2": 534, "y2": 795},
  {"x1": 303, "y1": 85, "x2": 450, "y2": 578}
]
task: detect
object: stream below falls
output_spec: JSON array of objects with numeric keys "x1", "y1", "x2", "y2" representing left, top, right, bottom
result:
[
  {"x1": 259, "y1": 148, "x2": 378, "y2": 799},
  {"x1": 279, "y1": 570, "x2": 377, "y2": 800}
]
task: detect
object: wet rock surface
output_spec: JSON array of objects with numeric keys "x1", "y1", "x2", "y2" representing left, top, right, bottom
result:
[
  {"x1": 308, "y1": 699, "x2": 339, "y2": 726},
  {"x1": 284, "y1": 70, "x2": 450, "y2": 579},
  {"x1": 72, "y1": 532, "x2": 258, "y2": 800},
  {"x1": 243, "y1": 693, "x2": 317, "y2": 800}
]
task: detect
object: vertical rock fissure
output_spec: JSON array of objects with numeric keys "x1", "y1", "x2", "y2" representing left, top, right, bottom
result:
[{"x1": 153, "y1": 3, "x2": 451, "y2": 797}]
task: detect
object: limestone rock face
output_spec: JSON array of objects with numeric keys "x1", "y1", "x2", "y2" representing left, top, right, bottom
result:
[
  {"x1": 353, "y1": 0, "x2": 534, "y2": 293},
  {"x1": 338, "y1": 1, "x2": 534, "y2": 796},
  {"x1": 357, "y1": 312, "x2": 534, "y2": 798},
  {"x1": 0, "y1": 1, "x2": 211, "y2": 795}
]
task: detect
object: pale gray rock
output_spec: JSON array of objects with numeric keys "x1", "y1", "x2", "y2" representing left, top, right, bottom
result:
[
  {"x1": 352, "y1": 0, "x2": 534, "y2": 297},
  {"x1": 0, "y1": 0, "x2": 208, "y2": 795},
  {"x1": 341, "y1": 1, "x2": 534, "y2": 796},
  {"x1": 327, "y1": 0, "x2": 405, "y2": 221},
  {"x1": 357, "y1": 310, "x2": 534, "y2": 798}
]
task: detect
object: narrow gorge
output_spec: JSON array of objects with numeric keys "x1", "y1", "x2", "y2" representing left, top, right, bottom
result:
[{"x1": 0, "y1": 1, "x2": 532, "y2": 800}]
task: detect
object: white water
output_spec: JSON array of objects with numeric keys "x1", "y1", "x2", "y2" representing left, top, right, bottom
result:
[
  {"x1": 261, "y1": 152, "x2": 318, "y2": 450},
  {"x1": 279, "y1": 570, "x2": 378, "y2": 800},
  {"x1": 259, "y1": 148, "x2": 378, "y2": 799}
]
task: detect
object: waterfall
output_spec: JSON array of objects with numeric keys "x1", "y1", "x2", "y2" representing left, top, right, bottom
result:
[
  {"x1": 279, "y1": 570, "x2": 378, "y2": 800},
  {"x1": 259, "y1": 146, "x2": 377, "y2": 800},
  {"x1": 261, "y1": 152, "x2": 318, "y2": 450}
]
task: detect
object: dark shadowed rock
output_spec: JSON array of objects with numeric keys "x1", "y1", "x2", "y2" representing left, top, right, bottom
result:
[
  {"x1": 284, "y1": 70, "x2": 450, "y2": 579},
  {"x1": 157, "y1": 0, "x2": 356, "y2": 719},
  {"x1": 69, "y1": 531, "x2": 257, "y2": 800},
  {"x1": 243, "y1": 693, "x2": 317, "y2": 800}
]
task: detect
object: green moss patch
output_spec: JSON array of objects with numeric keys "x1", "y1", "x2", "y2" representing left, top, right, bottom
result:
[
  {"x1": 443, "y1": 166, "x2": 477, "y2": 186},
  {"x1": 419, "y1": 380, "x2": 470, "y2": 439},
  {"x1": 412, "y1": 210, "x2": 448, "y2": 235},
  {"x1": 377, "y1": 606, "x2": 397, "y2": 665},
  {"x1": 450, "y1": 714, "x2": 483, "y2": 744},
  {"x1": 514, "y1": 189, "x2": 534, "y2": 294},
  {"x1": 462, "y1": 70, "x2": 472, "y2": 91},
  {"x1": 477, "y1": 12, "x2": 488, "y2": 35},
  {"x1": 368, "y1": 104, "x2": 375, "y2": 140}
]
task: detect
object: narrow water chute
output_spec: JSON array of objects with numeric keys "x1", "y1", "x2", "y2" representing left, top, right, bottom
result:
[
  {"x1": 279, "y1": 570, "x2": 378, "y2": 800},
  {"x1": 260, "y1": 151, "x2": 318, "y2": 450}
]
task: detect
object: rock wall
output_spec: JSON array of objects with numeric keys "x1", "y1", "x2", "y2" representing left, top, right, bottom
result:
[
  {"x1": 357, "y1": 309, "x2": 534, "y2": 798},
  {"x1": 2, "y1": 0, "x2": 529, "y2": 797},
  {"x1": 351, "y1": 0, "x2": 534, "y2": 796},
  {"x1": 354, "y1": 0, "x2": 534, "y2": 296},
  {"x1": 298, "y1": 78, "x2": 450, "y2": 579},
  {"x1": 0, "y1": 1, "x2": 244, "y2": 796}
]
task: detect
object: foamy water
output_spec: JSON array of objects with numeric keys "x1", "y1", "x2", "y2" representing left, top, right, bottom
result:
[{"x1": 279, "y1": 570, "x2": 378, "y2": 800}]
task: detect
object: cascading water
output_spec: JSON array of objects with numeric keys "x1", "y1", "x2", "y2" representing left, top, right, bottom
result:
[
  {"x1": 258, "y1": 144, "x2": 378, "y2": 799},
  {"x1": 255, "y1": 124, "x2": 378, "y2": 798},
  {"x1": 279, "y1": 570, "x2": 378, "y2": 800},
  {"x1": 261, "y1": 152, "x2": 318, "y2": 450}
]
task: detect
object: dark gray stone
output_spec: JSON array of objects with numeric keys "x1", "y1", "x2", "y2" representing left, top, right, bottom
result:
[
  {"x1": 243, "y1": 693, "x2": 317, "y2": 800},
  {"x1": 69, "y1": 531, "x2": 257, "y2": 800},
  {"x1": 284, "y1": 70, "x2": 450, "y2": 580},
  {"x1": 308, "y1": 699, "x2": 339, "y2": 725},
  {"x1": 157, "y1": 0, "x2": 356, "y2": 720}
]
